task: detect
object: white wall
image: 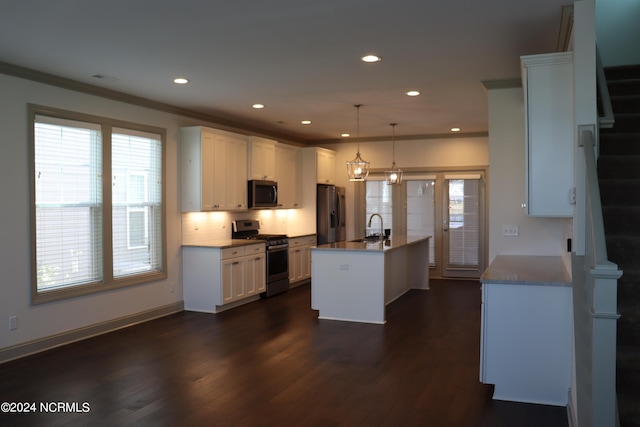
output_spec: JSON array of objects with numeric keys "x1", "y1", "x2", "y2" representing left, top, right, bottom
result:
[
  {"x1": 0, "y1": 73, "x2": 187, "y2": 351},
  {"x1": 486, "y1": 87, "x2": 571, "y2": 263},
  {"x1": 596, "y1": 0, "x2": 640, "y2": 67}
]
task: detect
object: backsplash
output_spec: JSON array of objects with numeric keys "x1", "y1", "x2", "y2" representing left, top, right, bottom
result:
[{"x1": 181, "y1": 209, "x2": 298, "y2": 245}]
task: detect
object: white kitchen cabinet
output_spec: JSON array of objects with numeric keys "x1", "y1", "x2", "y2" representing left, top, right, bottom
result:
[
  {"x1": 248, "y1": 136, "x2": 277, "y2": 181},
  {"x1": 183, "y1": 243, "x2": 266, "y2": 313},
  {"x1": 181, "y1": 126, "x2": 248, "y2": 211},
  {"x1": 244, "y1": 244, "x2": 267, "y2": 296},
  {"x1": 316, "y1": 148, "x2": 336, "y2": 184},
  {"x1": 275, "y1": 144, "x2": 302, "y2": 208},
  {"x1": 479, "y1": 256, "x2": 573, "y2": 406},
  {"x1": 288, "y1": 235, "x2": 316, "y2": 285},
  {"x1": 521, "y1": 52, "x2": 574, "y2": 217}
]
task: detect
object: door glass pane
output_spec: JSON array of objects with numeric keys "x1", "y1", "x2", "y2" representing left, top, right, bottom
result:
[
  {"x1": 447, "y1": 179, "x2": 480, "y2": 269},
  {"x1": 406, "y1": 180, "x2": 435, "y2": 265},
  {"x1": 365, "y1": 181, "x2": 392, "y2": 237}
]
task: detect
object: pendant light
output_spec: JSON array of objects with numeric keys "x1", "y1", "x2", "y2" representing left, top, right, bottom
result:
[
  {"x1": 346, "y1": 104, "x2": 370, "y2": 181},
  {"x1": 384, "y1": 123, "x2": 403, "y2": 185}
]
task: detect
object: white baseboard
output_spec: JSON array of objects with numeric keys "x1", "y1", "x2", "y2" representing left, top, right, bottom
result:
[{"x1": 0, "y1": 302, "x2": 184, "y2": 364}]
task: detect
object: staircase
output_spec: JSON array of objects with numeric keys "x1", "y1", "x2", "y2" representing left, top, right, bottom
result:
[{"x1": 598, "y1": 64, "x2": 640, "y2": 427}]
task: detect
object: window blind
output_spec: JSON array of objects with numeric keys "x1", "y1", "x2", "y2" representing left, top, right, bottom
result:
[
  {"x1": 446, "y1": 178, "x2": 480, "y2": 267},
  {"x1": 111, "y1": 128, "x2": 163, "y2": 279},
  {"x1": 34, "y1": 115, "x2": 103, "y2": 290},
  {"x1": 406, "y1": 179, "x2": 436, "y2": 265}
]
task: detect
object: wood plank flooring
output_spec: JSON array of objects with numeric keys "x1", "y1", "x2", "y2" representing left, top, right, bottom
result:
[{"x1": 0, "y1": 279, "x2": 568, "y2": 426}]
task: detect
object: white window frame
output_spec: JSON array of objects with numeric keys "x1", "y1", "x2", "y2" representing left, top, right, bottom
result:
[{"x1": 29, "y1": 104, "x2": 167, "y2": 304}]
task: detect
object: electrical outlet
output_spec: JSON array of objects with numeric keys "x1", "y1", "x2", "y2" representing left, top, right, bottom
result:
[
  {"x1": 169, "y1": 282, "x2": 176, "y2": 293},
  {"x1": 501, "y1": 224, "x2": 519, "y2": 237},
  {"x1": 9, "y1": 316, "x2": 18, "y2": 331},
  {"x1": 339, "y1": 264, "x2": 349, "y2": 270}
]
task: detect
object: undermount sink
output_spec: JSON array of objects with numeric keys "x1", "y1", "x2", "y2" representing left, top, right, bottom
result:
[{"x1": 349, "y1": 236, "x2": 384, "y2": 243}]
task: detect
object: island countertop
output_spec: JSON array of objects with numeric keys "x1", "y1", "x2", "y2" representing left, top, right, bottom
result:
[
  {"x1": 480, "y1": 255, "x2": 571, "y2": 286},
  {"x1": 313, "y1": 235, "x2": 431, "y2": 252}
]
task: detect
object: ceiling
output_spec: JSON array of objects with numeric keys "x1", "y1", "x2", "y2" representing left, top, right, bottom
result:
[{"x1": 0, "y1": 0, "x2": 570, "y2": 144}]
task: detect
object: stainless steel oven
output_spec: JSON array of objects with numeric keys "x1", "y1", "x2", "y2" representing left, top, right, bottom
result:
[{"x1": 232, "y1": 220, "x2": 289, "y2": 297}]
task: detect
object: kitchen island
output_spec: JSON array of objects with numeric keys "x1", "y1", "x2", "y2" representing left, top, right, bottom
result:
[{"x1": 311, "y1": 235, "x2": 431, "y2": 324}]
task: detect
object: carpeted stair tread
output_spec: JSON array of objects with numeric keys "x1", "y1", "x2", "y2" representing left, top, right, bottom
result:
[
  {"x1": 601, "y1": 64, "x2": 640, "y2": 427},
  {"x1": 597, "y1": 155, "x2": 640, "y2": 179},
  {"x1": 599, "y1": 179, "x2": 640, "y2": 205},
  {"x1": 598, "y1": 133, "x2": 640, "y2": 155}
]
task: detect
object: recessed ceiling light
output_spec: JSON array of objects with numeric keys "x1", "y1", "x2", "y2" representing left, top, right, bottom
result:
[
  {"x1": 361, "y1": 54, "x2": 381, "y2": 63},
  {"x1": 252, "y1": 104, "x2": 265, "y2": 109},
  {"x1": 301, "y1": 120, "x2": 312, "y2": 125},
  {"x1": 341, "y1": 133, "x2": 350, "y2": 137},
  {"x1": 406, "y1": 90, "x2": 421, "y2": 97},
  {"x1": 451, "y1": 127, "x2": 461, "y2": 132},
  {"x1": 173, "y1": 77, "x2": 189, "y2": 84}
]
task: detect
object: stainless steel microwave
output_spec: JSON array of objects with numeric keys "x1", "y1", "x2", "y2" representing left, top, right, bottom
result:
[{"x1": 248, "y1": 180, "x2": 278, "y2": 208}]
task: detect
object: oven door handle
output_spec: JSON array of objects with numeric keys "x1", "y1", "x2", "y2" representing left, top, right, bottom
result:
[{"x1": 268, "y1": 244, "x2": 289, "y2": 251}]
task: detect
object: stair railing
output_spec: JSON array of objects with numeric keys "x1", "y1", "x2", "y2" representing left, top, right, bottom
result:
[
  {"x1": 573, "y1": 125, "x2": 622, "y2": 427},
  {"x1": 597, "y1": 46, "x2": 615, "y2": 129}
]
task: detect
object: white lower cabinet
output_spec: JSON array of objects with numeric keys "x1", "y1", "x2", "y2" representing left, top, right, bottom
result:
[
  {"x1": 288, "y1": 235, "x2": 315, "y2": 285},
  {"x1": 183, "y1": 243, "x2": 266, "y2": 313},
  {"x1": 480, "y1": 282, "x2": 573, "y2": 406}
]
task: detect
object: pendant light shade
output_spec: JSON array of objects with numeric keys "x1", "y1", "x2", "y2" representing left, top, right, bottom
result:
[
  {"x1": 346, "y1": 104, "x2": 370, "y2": 182},
  {"x1": 385, "y1": 123, "x2": 403, "y2": 185}
]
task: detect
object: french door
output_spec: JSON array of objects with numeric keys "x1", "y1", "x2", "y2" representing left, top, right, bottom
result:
[
  {"x1": 441, "y1": 174, "x2": 484, "y2": 278},
  {"x1": 360, "y1": 170, "x2": 485, "y2": 279}
]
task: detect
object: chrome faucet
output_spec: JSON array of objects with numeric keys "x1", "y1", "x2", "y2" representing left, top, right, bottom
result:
[{"x1": 368, "y1": 213, "x2": 384, "y2": 240}]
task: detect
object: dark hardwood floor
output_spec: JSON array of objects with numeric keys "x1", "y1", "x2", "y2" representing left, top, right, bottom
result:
[{"x1": 0, "y1": 279, "x2": 568, "y2": 426}]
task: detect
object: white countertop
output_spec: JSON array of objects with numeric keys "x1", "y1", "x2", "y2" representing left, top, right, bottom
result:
[
  {"x1": 480, "y1": 255, "x2": 571, "y2": 286},
  {"x1": 313, "y1": 235, "x2": 431, "y2": 253}
]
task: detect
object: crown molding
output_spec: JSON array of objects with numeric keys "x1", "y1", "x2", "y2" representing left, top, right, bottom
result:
[{"x1": 0, "y1": 61, "x2": 306, "y2": 145}]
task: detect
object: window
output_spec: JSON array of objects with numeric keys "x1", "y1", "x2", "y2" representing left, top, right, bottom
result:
[
  {"x1": 365, "y1": 180, "x2": 393, "y2": 237},
  {"x1": 30, "y1": 105, "x2": 166, "y2": 303}
]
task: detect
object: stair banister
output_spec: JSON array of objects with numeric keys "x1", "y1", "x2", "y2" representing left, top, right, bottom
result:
[
  {"x1": 597, "y1": 46, "x2": 615, "y2": 130},
  {"x1": 573, "y1": 125, "x2": 622, "y2": 427}
]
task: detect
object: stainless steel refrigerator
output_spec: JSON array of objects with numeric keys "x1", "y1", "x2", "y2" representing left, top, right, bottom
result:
[{"x1": 317, "y1": 184, "x2": 346, "y2": 245}]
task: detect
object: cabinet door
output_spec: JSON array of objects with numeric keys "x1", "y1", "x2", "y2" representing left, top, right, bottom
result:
[
  {"x1": 200, "y1": 131, "x2": 216, "y2": 211},
  {"x1": 317, "y1": 149, "x2": 336, "y2": 184},
  {"x1": 246, "y1": 253, "x2": 266, "y2": 294},
  {"x1": 233, "y1": 138, "x2": 248, "y2": 209},
  {"x1": 221, "y1": 258, "x2": 238, "y2": 304},
  {"x1": 249, "y1": 137, "x2": 276, "y2": 180},
  {"x1": 522, "y1": 53, "x2": 574, "y2": 217},
  {"x1": 211, "y1": 134, "x2": 228, "y2": 210},
  {"x1": 275, "y1": 144, "x2": 302, "y2": 208},
  {"x1": 301, "y1": 244, "x2": 312, "y2": 280}
]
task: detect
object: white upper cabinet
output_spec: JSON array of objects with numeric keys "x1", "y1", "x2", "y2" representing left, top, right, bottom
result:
[
  {"x1": 275, "y1": 143, "x2": 302, "y2": 208},
  {"x1": 181, "y1": 126, "x2": 248, "y2": 212},
  {"x1": 248, "y1": 136, "x2": 277, "y2": 181},
  {"x1": 315, "y1": 147, "x2": 336, "y2": 184},
  {"x1": 521, "y1": 52, "x2": 574, "y2": 217}
]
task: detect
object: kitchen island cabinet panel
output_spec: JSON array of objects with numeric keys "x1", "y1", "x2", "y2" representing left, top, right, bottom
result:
[{"x1": 311, "y1": 235, "x2": 430, "y2": 324}]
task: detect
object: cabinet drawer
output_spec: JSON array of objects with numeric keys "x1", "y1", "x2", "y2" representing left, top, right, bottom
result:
[
  {"x1": 221, "y1": 246, "x2": 246, "y2": 260},
  {"x1": 290, "y1": 236, "x2": 316, "y2": 247},
  {"x1": 245, "y1": 243, "x2": 265, "y2": 255}
]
